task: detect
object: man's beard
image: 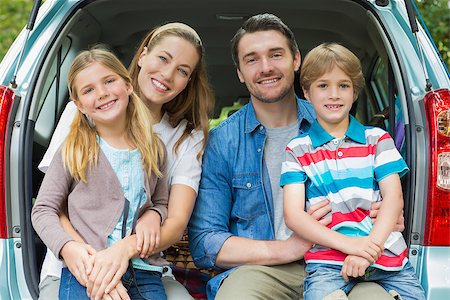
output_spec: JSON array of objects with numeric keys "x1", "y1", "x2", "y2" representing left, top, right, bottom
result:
[{"x1": 253, "y1": 85, "x2": 292, "y2": 104}]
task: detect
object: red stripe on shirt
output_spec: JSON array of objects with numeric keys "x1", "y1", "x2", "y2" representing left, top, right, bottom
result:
[
  {"x1": 305, "y1": 248, "x2": 408, "y2": 269},
  {"x1": 328, "y1": 208, "x2": 370, "y2": 229},
  {"x1": 297, "y1": 146, "x2": 376, "y2": 166}
]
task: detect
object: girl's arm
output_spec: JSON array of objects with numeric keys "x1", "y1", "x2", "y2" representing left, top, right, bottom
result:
[
  {"x1": 368, "y1": 173, "x2": 404, "y2": 247},
  {"x1": 283, "y1": 183, "x2": 381, "y2": 262}
]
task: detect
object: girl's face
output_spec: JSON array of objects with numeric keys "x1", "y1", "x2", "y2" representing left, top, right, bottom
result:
[
  {"x1": 137, "y1": 35, "x2": 200, "y2": 109},
  {"x1": 73, "y1": 62, "x2": 132, "y2": 128},
  {"x1": 303, "y1": 64, "x2": 355, "y2": 137}
]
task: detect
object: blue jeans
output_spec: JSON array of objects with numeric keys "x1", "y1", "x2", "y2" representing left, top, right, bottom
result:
[
  {"x1": 59, "y1": 267, "x2": 167, "y2": 300},
  {"x1": 304, "y1": 261, "x2": 425, "y2": 300}
]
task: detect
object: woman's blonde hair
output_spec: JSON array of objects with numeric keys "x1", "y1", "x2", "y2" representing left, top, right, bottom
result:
[
  {"x1": 64, "y1": 48, "x2": 164, "y2": 182},
  {"x1": 129, "y1": 23, "x2": 214, "y2": 158},
  {"x1": 300, "y1": 42, "x2": 365, "y2": 100}
]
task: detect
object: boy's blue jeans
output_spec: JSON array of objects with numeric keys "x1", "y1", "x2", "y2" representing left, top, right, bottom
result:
[
  {"x1": 59, "y1": 267, "x2": 167, "y2": 300},
  {"x1": 304, "y1": 261, "x2": 425, "y2": 300}
]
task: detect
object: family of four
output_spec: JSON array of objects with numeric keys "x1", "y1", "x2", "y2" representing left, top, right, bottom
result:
[{"x1": 31, "y1": 13, "x2": 425, "y2": 300}]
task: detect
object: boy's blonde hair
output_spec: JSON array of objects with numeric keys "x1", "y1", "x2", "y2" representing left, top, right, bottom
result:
[
  {"x1": 64, "y1": 48, "x2": 164, "y2": 182},
  {"x1": 300, "y1": 43, "x2": 365, "y2": 100},
  {"x1": 129, "y1": 23, "x2": 214, "y2": 159}
]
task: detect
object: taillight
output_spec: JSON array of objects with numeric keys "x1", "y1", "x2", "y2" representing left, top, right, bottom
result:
[
  {"x1": 424, "y1": 88, "x2": 450, "y2": 246},
  {"x1": 0, "y1": 86, "x2": 16, "y2": 239}
]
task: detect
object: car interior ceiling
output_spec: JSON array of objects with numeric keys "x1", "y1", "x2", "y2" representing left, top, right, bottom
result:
[{"x1": 72, "y1": 0, "x2": 378, "y2": 116}]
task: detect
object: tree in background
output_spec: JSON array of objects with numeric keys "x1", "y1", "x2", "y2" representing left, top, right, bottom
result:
[
  {"x1": 416, "y1": 0, "x2": 450, "y2": 69},
  {"x1": 0, "y1": 0, "x2": 33, "y2": 60},
  {"x1": 0, "y1": 0, "x2": 448, "y2": 68}
]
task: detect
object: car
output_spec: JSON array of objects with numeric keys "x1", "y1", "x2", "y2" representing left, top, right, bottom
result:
[{"x1": 0, "y1": 0, "x2": 449, "y2": 299}]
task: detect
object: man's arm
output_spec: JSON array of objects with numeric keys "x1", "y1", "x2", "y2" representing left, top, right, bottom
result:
[
  {"x1": 215, "y1": 234, "x2": 311, "y2": 268},
  {"x1": 188, "y1": 132, "x2": 234, "y2": 269}
]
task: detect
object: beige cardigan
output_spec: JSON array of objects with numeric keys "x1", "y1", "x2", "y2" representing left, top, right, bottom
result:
[{"x1": 31, "y1": 147, "x2": 168, "y2": 261}]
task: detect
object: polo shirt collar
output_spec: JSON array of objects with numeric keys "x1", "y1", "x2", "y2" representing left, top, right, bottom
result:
[
  {"x1": 245, "y1": 97, "x2": 314, "y2": 133},
  {"x1": 309, "y1": 115, "x2": 366, "y2": 148}
]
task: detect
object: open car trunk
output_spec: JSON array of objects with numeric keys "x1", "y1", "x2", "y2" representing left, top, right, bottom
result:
[{"x1": 18, "y1": 0, "x2": 419, "y2": 298}]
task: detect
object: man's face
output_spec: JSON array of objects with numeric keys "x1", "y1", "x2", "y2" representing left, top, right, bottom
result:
[{"x1": 236, "y1": 30, "x2": 300, "y2": 104}]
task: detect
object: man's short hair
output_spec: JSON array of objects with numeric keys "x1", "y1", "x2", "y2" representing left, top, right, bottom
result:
[{"x1": 231, "y1": 13, "x2": 299, "y2": 68}]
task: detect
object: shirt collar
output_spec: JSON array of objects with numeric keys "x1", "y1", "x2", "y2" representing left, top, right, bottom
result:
[
  {"x1": 245, "y1": 96, "x2": 315, "y2": 133},
  {"x1": 309, "y1": 115, "x2": 366, "y2": 148}
]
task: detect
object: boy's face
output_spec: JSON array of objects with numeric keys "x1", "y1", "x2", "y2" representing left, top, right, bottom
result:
[
  {"x1": 236, "y1": 30, "x2": 300, "y2": 104},
  {"x1": 303, "y1": 65, "x2": 355, "y2": 136}
]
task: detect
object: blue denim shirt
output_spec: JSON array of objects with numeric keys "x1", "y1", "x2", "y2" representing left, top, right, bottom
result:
[{"x1": 188, "y1": 97, "x2": 315, "y2": 299}]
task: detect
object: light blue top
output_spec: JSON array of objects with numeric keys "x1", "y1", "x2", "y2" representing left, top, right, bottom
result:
[{"x1": 99, "y1": 137, "x2": 163, "y2": 273}]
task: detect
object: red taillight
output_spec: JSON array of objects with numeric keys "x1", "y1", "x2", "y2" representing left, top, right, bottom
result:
[
  {"x1": 424, "y1": 88, "x2": 450, "y2": 246},
  {"x1": 0, "y1": 86, "x2": 16, "y2": 239}
]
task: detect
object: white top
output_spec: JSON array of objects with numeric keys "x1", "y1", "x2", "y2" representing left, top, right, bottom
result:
[{"x1": 38, "y1": 101, "x2": 204, "y2": 281}]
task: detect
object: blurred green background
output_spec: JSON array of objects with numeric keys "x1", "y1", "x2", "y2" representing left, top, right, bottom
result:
[{"x1": 0, "y1": 0, "x2": 449, "y2": 68}]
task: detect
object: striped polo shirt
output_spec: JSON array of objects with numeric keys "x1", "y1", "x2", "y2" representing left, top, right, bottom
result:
[{"x1": 280, "y1": 116, "x2": 409, "y2": 271}]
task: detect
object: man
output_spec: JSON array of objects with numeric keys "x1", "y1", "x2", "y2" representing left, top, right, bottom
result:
[{"x1": 189, "y1": 13, "x2": 401, "y2": 299}]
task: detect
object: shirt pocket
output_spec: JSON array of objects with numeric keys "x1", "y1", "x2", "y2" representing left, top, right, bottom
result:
[{"x1": 231, "y1": 173, "x2": 264, "y2": 221}]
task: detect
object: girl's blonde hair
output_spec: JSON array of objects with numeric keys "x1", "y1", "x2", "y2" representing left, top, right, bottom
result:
[
  {"x1": 129, "y1": 23, "x2": 214, "y2": 159},
  {"x1": 300, "y1": 42, "x2": 365, "y2": 100},
  {"x1": 64, "y1": 48, "x2": 164, "y2": 182}
]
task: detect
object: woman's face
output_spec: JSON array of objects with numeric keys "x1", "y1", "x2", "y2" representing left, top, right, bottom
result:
[{"x1": 137, "y1": 35, "x2": 200, "y2": 109}]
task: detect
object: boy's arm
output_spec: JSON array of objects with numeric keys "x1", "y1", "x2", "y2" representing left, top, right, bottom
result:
[
  {"x1": 369, "y1": 173, "x2": 404, "y2": 247},
  {"x1": 283, "y1": 183, "x2": 381, "y2": 262},
  {"x1": 370, "y1": 131, "x2": 409, "y2": 247}
]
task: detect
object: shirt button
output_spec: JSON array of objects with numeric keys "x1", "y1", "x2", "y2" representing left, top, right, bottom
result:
[
  {"x1": 337, "y1": 151, "x2": 343, "y2": 157},
  {"x1": 257, "y1": 148, "x2": 261, "y2": 152},
  {"x1": 246, "y1": 182, "x2": 252, "y2": 188},
  {"x1": 259, "y1": 125, "x2": 264, "y2": 131},
  {"x1": 333, "y1": 139, "x2": 339, "y2": 145}
]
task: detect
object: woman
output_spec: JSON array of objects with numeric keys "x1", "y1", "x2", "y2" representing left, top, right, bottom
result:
[{"x1": 37, "y1": 22, "x2": 214, "y2": 300}]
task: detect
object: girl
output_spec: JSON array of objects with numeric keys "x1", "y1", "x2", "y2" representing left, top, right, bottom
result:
[
  {"x1": 32, "y1": 48, "x2": 169, "y2": 300},
  {"x1": 37, "y1": 23, "x2": 214, "y2": 300}
]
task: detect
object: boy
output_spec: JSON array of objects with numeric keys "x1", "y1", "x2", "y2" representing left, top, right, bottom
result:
[{"x1": 280, "y1": 43, "x2": 425, "y2": 300}]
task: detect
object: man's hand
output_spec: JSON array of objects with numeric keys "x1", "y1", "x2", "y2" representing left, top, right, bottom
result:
[
  {"x1": 283, "y1": 233, "x2": 314, "y2": 262},
  {"x1": 307, "y1": 199, "x2": 332, "y2": 226},
  {"x1": 341, "y1": 255, "x2": 371, "y2": 281},
  {"x1": 60, "y1": 241, "x2": 96, "y2": 286},
  {"x1": 87, "y1": 240, "x2": 132, "y2": 300},
  {"x1": 135, "y1": 210, "x2": 162, "y2": 258},
  {"x1": 101, "y1": 282, "x2": 130, "y2": 300},
  {"x1": 370, "y1": 202, "x2": 404, "y2": 232}
]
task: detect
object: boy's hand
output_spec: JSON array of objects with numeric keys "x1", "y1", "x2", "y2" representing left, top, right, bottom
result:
[
  {"x1": 370, "y1": 202, "x2": 405, "y2": 232},
  {"x1": 135, "y1": 210, "x2": 162, "y2": 258},
  {"x1": 101, "y1": 282, "x2": 130, "y2": 300},
  {"x1": 87, "y1": 241, "x2": 131, "y2": 300},
  {"x1": 341, "y1": 255, "x2": 371, "y2": 281},
  {"x1": 306, "y1": 199, "x2": 332, "y2": 226},
  {"x1": 60, "y1": 241, "x2": 96, "y2": 286},
  {"x1": 341, "y1": 236, "x2": 382, "y2": 263}
]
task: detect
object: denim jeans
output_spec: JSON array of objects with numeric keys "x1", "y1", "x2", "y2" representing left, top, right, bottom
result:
[
  {"x1": 59, "y1": 267, "x2": 167, "y2": 300},
  {"x1": 304, "y1": 261, "x2": 425, "y2": 300}
]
